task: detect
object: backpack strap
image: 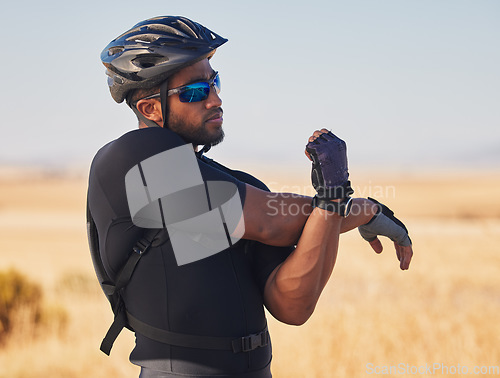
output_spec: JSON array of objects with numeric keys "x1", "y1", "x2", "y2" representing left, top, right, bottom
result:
[
  {"x1": 100, "y1": 298, "x2": 128, "y2": 355},
  {"x1": 127, "y1": 312, "x2": 270, "y2": 353},
  {"x1": 100, "y1": 228, "x2": 161, "y2": 355},
  {"x1": 95, "y1": 224, "x2": 271, "y2": 356}
]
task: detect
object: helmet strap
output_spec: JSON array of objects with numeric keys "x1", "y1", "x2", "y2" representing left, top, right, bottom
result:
[
  {"x1": 130, "y1": 79, "x2": 211, "y2": 156},
  {"x1": 125, "y1": 79, "x2": 170, "y2": 129},
  {"x1": 160, "y1": 79, "x2": 170, "y2": 129},
  {"x1": 129, "y1": 105, "x2": 162, "y2": 128},
  {"x1": 126, "y1": 92, "x2": 162, "y2": 128}
]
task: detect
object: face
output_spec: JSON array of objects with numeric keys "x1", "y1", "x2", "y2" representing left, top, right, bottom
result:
[{"x1": 166, "y1": 59, "x2": 224, "y2": 147}]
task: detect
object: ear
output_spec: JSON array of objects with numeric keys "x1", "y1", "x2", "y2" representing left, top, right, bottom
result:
[{"x1": 136, "y1": 99, "x2": 163, "y2": 124}]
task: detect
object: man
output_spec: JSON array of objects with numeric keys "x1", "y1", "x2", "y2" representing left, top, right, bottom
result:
[{"x1": 87, "y1": 16, "x2": 413, "y2": 377}]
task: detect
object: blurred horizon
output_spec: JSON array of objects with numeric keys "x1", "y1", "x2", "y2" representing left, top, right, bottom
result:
[{"x1": 1, "y1": 0, "x2": 499, "y2": 174}]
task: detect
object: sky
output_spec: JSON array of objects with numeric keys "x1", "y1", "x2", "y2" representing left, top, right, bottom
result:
[{"x1": 0, "y1": 0, "x2": 499, "y2": 175}]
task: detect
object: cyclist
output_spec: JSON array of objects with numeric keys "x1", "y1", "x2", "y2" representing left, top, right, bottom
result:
[{"x1": 88, "y1": 15, "x2": 413, "y2": 377}]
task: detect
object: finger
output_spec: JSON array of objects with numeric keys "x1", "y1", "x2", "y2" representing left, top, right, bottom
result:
[
  {"x1": 369, "y1": 238, "x2": 383, "y2": 254},
  {"x1": 315, "y1": 129, "x2": 332, "y2": 141},
  {"x1": 308, "y1": 135, "x2": 320, "y2": 143},
  {"x1": 399, "y1": 244, "x2": 413, "y2": 270},
  {"x1": 304, "y1": 149, "x2": 312, "y2": 161},
  {"x1": 311, "y1": 131, "x2": 323, "y2": 140},
  {"x1": 308, "y1": 128, "x2": 333, "y2": 142},
  {"x1": 395, "y1": 243, "x2": 402, "y2": 262},
  {"x1": 394, "y1": 242, "x2": 413, "y2": 270},
  {"x1": 308, "y1": 129, "x2": 331, "y2": 142}
]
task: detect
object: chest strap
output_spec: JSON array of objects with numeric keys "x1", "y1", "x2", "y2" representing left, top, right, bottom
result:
[
  {"x1": 128, "y1": 312, "x2": 270, "y2": 354},
  {"x1": 99, "y1": 229, "x2": 270, "y2": 355}
]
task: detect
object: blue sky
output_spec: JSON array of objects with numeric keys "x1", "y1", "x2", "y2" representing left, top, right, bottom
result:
[{"x1": 1, "y1": 0, "x2": 499, "y2": 174}]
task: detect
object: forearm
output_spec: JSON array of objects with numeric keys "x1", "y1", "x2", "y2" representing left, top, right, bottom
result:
[
  {"x1": 260, "y1": 127, "x2": 413, "y2": 325},
  {"x1": 242, "y1": 185, "x2": 377, "y2": 246},
  {"x1": 263, "y1": 208, "x2": 342, "y2": 325},
  {"x1": 242, "y1": 185, "x2": 310, "y2": 246},
  {"x1": 340, "y1": 197, "x2": 379, "y2": 233}
]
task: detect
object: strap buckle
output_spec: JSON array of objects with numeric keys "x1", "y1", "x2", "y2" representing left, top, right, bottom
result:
[
  {"x1": 133, "y1": 238, "x2": 151, "y2": 255},
  {"x1": 232, "y1": 329, "x2": 270, "y2": 353},
  {"x1": 133, "y1": 230, "x2": 161, "y2": 255},
  {"x1": 132, "y1": 244, "x2": 148, "y2": 255}
]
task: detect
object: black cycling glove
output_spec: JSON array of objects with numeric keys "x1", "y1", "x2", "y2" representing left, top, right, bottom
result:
[
  {"x1": 305, "y1": 131, "x2": 353, "y2": 200},
  {"x1": 358, "y1": 197, "x2": 412, "y2": 247}
]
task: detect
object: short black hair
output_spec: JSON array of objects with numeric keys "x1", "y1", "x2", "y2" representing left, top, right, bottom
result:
[{"x1": 128, "y1": 85, "x2": 161, "y2": 105}]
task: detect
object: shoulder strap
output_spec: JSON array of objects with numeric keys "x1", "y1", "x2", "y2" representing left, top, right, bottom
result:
[
  {"x1": 89, "y1": 203, "x2": 270, "y2": 356},
  {"x1": 100, "y1": 228, "x2": 161, "y2": 355}
]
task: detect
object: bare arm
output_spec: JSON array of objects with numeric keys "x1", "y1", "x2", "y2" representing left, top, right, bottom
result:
[
  {"x1": 263, "y1": 207, "x2": 342, "y2": 325},
  {"x1": 241, "y1": 185, "x2": 378, "y2": 325},
  {"x1": 242, "y1": 184, "x2": 377, "y2": 245},
  {"x1": 241, "y1": 128, "x2": 413, "y2": 325}
]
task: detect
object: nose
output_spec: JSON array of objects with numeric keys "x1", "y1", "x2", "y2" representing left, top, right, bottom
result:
[{"x1": 205, "y1": 85, "x2": 222, "y2": 108}]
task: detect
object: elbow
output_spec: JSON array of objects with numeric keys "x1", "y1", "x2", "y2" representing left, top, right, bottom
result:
[
  {"x1": 264, "y1": 267, "x2": 321, "y2": 326},
  {"x1": 271, "y1": 302, "x2": 316, "y2": 326},
  {"x1": 284, "y1": 312, "x2": 313, "y2": 326}
]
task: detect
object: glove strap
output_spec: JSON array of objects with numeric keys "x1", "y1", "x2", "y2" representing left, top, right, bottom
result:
[
  {"x1": 316, "y1": 181, "x2": 354, "y2": 200},
  {"x1": 312, "y1": 196, "x2": 353, "y2": 217}
]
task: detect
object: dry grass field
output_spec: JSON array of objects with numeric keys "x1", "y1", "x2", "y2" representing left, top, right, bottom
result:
[{"x1": 0, "y1": 167, "x2": 499, "y2": 377}]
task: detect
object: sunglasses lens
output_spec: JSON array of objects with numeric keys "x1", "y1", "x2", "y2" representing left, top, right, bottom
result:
[
  {"x1": 213, "y1": 73, "x2": 221, "y2": 94},
  {"x1": 178, "y1": 83, "x2": 210, "y2": 103},
  {"x1": 176, "y1": 73, "x2": 221, "y2": 103}
]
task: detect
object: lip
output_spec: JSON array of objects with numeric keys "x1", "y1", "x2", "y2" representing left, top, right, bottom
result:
[{"x1": 206, "y1": 112, "x2": 223, "y2": 124}]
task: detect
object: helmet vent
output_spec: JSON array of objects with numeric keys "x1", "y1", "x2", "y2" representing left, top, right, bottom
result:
[
  {"x1": 132, "y1": 55, "x2": 169, "y2": 69},
  {"x1": 147, "y1": 24, "x2": 190, "y2": 39},
  {"x1": 127, "y1": 34, "x2": 160, "y2": 43},
  {"x1": 174, "y1": 19, "x2": 198, "y2": 38},
  {"x1": 108, "y1": 46, "x2": 124, "y2": 56}
]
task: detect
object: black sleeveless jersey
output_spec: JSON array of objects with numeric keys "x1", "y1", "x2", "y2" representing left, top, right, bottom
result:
[{"x1": 87, "y1": 127, "x2": 293, "y2": 377}]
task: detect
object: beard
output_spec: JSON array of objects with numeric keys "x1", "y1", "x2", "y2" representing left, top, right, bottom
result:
[{"x1": 167, "y1": 110, "x2": 225, "y2": 147}]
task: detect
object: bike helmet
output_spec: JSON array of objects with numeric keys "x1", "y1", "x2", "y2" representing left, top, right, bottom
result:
[{"x1": 101, "y1": 16, "x2": 228, "y2": 104}]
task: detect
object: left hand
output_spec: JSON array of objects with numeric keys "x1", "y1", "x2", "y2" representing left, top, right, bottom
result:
[
  {"x1": 367, "y1": 238, "x2": 413, "y2": 271},
  {"x1": 358, "y1": 197, "x2": 413, "y2": 270}
]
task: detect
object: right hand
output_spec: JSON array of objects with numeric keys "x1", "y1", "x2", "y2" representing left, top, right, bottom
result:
[{"x1": 305, "y1": 129, "x2": 352, "y2": 199}]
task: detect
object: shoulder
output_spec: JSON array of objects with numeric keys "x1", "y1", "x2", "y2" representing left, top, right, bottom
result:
[
  {"x1": 90, "y1": 128, "x2": 188, "y2": 185},
  {"x1": 92, "y1": 128, "x2": 186, "y2": 167},
  {"x1": 199, "y1": 156, "x2": 269, "y2": 191}
]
